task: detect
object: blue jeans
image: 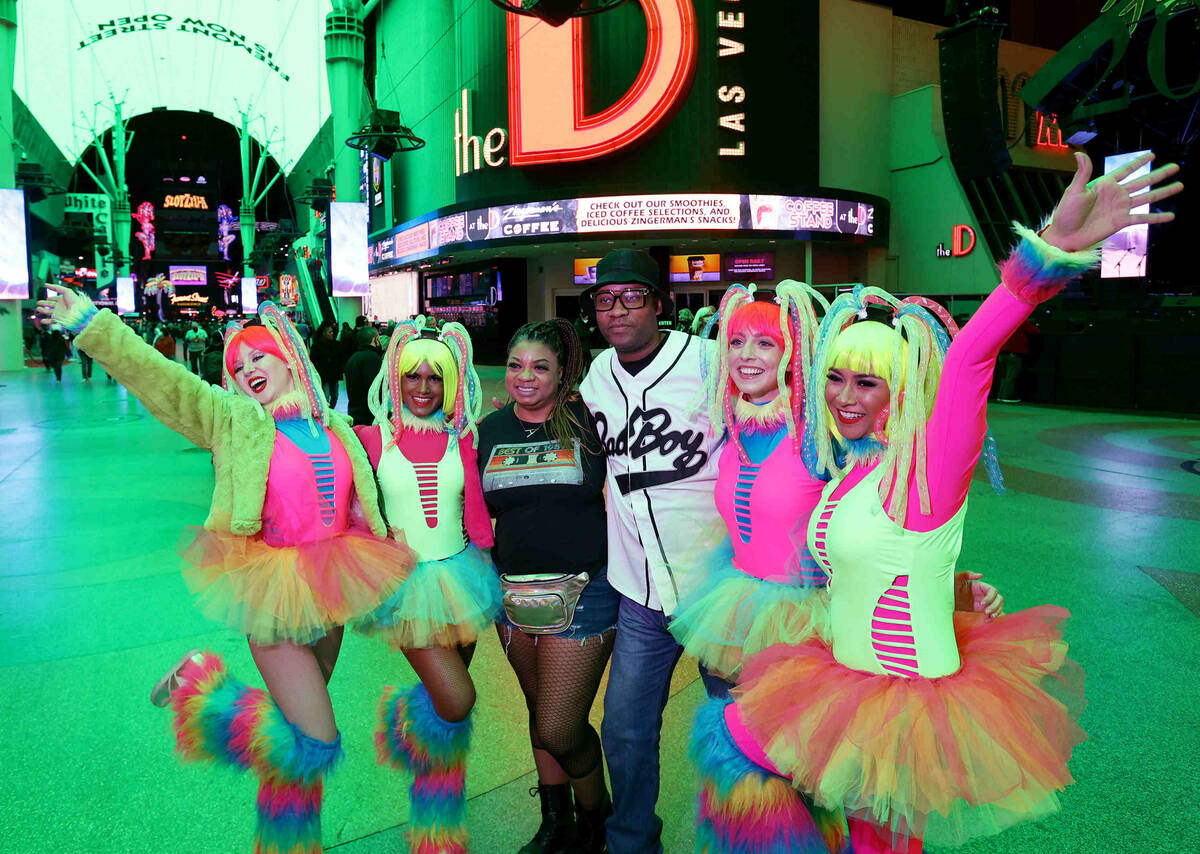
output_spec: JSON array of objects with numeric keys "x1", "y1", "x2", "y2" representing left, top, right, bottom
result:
[{"x1": 601, "y1": 595, "x2": 731, "y2": 854}]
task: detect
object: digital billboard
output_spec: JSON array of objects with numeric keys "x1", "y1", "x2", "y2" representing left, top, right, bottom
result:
[
  {"x1": 1101, "y1": 151, "x2": 1151, "y2": 279},
  {"x1": 278, "y1": 273, "x2": 298, "y2": 306},
  {"x1": 0, "y1": 189, "x2": 29, "y2": 299},
  {"x1": 116, "y1": 276, "x2": 136, "y2": 314},
  {"x1": 330, "y1": 202, "x2": 369, "y2": 297},
  {"x1": 169, "y1": 265, "x2": 207, "y2": 287},
  {"x1": 573, "y1": 258, "x2": 602, "y2": 286},
  {"x1": 240, "y1": 275, "x2": 258, "y2": 314},
  {"x1": 669, "y1": 254, "x2": 721, "y2": 283},
  {"x1": 724, "y1": 252, "x2": 775, "y2": 280}
]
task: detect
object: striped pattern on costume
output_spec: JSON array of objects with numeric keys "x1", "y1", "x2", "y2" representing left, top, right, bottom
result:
[
  {"x1": 872, "y1": 575, "x2": 918, "y2": 677},
  {"x1": 413, "y1": 463, "x2": 439, "y2": 527},
  {"x1": 732, "y1": 461, "x2": 761, "y2": 542},
  {"x1": 312, "y1": 452, "x2": 336, "y2": 526}
]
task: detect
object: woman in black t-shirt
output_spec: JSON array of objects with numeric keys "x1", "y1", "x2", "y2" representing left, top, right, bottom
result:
[{"x1": 477, "y1": 319, "x2": 618, "y2": 854}]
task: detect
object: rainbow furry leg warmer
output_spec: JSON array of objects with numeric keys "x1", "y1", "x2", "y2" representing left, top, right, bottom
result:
[
  {"x1": 168, "y1": 652, "x2": 343, "y2": 854},
  {"x1": 690, "y1": 699, "x2": 848, "y2": 854},
  {"x1": 377, "y1": 683, "x2": 472, "y2": 854}
]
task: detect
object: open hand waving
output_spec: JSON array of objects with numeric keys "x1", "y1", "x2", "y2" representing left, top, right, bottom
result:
[{"x1": 1042, "y1": 151, "x2": 1183, "y2": 253}]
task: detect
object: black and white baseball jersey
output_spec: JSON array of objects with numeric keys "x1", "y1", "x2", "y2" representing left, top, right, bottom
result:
[{"x1": 581, "y1": 330, "x2": 724, "y2": 614}]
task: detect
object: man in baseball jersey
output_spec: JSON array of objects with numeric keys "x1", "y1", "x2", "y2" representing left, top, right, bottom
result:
[{"x1": 579, "y1": 249, "x2": 727, "y2": 853}]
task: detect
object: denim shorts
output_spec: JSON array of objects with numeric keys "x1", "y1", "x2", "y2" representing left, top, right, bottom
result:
[{"x1": 497, "y1": 566, "x2": 620, "y2": 640}]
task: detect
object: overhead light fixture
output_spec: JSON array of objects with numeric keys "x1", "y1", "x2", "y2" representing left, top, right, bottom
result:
[
  {"x1": 345, "y1": 109, "x2": 425, "y2": 160},
  {"x1": 487, "y1": 0, "x2": 631, "y2": 27}
]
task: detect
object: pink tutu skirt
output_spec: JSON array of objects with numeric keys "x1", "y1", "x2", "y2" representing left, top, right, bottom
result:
[
  {"x1": 177, "y1": 526, "x2": 416, "y2": 646},
  {"x1": 735, "y1": 603, "x2": 1086, "y2": 848}
]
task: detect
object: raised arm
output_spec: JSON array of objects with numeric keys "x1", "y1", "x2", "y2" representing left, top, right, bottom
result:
[
  {"x1": 38, "y1": 286, "x2": 231, "y2": 450},
  {"x1": 907, "y1": 151, "x2": 1182, "y2": 531}
]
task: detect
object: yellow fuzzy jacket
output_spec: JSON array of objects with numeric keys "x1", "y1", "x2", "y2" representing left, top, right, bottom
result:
[{"x1": 76, "y1": 309, "x2": 388, "y2": 538}]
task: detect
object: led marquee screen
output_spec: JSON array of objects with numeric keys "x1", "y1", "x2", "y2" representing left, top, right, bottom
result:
[
  {"x1": 370, "y1": 192, "x2": 880, "y2": 271},
  {"x1": 0, "y1": 189, "x2": 29, "y2": 300}
]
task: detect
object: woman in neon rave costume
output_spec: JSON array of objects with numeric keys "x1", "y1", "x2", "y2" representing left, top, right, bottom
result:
[
  {"x1": 668, "y1": 282, "x2": 831, "y2": 683},
  {"x1": 676, "y1": 284, "x2": 1003, "y2": 854},
  {"x1": 717, "y1": 152, "x2": 1183, "y2": 854},
  {"x1": 36, "y1": 289, "x2": 417, "y2": 854},
  {"x1": 352, "y1": 318, "x2": 502, "y2": 854}
]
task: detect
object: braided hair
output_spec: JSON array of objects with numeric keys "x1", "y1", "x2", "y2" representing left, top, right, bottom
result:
[{"x1": 506, "y1": 319, "x2": 598, "y2": 453}]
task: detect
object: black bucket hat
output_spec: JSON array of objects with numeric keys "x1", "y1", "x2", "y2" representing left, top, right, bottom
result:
[{"x1": 580, "y1": 249, "x2": 673, "y2": 316}]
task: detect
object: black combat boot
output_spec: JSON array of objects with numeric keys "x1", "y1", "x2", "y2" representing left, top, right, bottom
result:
[
  {"x1": 520, "y1": 783, "x2": 576, "y2": 854},
  {"x1": 565, "y1": 795, "x2": 612, "y2": 854}
]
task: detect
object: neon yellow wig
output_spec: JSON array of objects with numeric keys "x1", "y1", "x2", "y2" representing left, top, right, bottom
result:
[{"x1": 393, "y1": 336, "x2": 460, "y2": 415}]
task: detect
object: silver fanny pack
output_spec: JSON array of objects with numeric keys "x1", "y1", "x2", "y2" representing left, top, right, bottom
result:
[{"x1": 499, "y1": 572, "x2": 590, "y2": 635}]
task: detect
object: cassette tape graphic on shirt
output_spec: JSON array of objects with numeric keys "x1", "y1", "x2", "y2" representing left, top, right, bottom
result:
[{"x1": 483, "y1": 439, "x2": 584, "y2": 491}]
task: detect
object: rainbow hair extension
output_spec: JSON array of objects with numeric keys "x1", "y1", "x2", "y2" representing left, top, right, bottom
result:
[
  {"x1": 367, "y1": 318, "x2": 483, "y2": 446},
  {"x1": 708, "y1": 281, "x2": 826, "y2": 464},
  {"x1": 376, "y1": 683, "x2": 471, "y2": 854},
  {"x1": 806, "y1": 286, "x2": 944, "y2": 521},
  {"x1": 806, "y1": 286, "x2": 1006, "y2": 520},
  {"x1": 690, "y1": 699, "x2": 843, "y2": 854}
]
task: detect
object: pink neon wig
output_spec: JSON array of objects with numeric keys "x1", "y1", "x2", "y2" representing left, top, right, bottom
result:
[{"x1": 224, "y1": 324, "x2": 287, "y2": 376}]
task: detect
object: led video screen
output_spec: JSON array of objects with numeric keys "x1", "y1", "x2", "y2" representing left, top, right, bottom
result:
[
  {"x1": 0, "y1": 189, "x2": 29, "y2": 299},
  {"x1": 724, "y1": 252, "x2": 775, "y2": 281},
  {"x1": 330, "y1": 202, "x2": 369, "y2": 297},
  {"x1": 241, "y1": 275, "x2": 258, "y2": 314},
  {"x1": 573, "y1": 258, "x2": 602, "y2": 285},
  {"x1": 116, "y1": 276, "x2": 135, "y2": 314},
  {"x1": 669, "y1": 253, "x2": 721, "y2": 283},
  {"x1": 1101, "y1": 151, "x2": 1151, "y2": 279}
]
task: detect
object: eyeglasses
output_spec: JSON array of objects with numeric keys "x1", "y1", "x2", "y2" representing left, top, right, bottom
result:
[{"x1": 590, "y1": 288, "x2": 651, "y2": 312}]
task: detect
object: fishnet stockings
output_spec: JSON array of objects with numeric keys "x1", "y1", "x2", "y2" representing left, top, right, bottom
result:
[
  {"x1": 403, "y1": 643, "x2": 477, "y2": 722},
  {"x1": 499, "y1": 625, "x2": 615, "y2": 779}
]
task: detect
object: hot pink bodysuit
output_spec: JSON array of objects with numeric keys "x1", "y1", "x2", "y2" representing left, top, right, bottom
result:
[
  {"x1": 259, "y1": 422, "x2": 353, "y2": 547},
  {"x1": 714, "y1": 436, "x2": 826, "y2": 584}
]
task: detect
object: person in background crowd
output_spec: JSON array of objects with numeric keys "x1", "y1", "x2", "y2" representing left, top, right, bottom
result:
[
  {"x1": 577, "y1": 248, "x2": 726, "y2": 854},
  {"x1": 343, "y1": 325, "x2": 384, "y2": 426},
  {"x1": 691, "y1": 306, "x2": 717, "y2": 338},
  {"x1": 184, "y1": 322, "x2": 208, "y2": 374},
  {"x1": 154, "y1": 326, "x2": 177, "y2": 361},
  {"x1": 42, "y1": 324, "x2": 69, "y2": 382},
  {"x1": 200, "y1": 333, "x2": 225, "y2": 386},
  {"x1": 675, "y1": 307, "x2": 694, "y2": 334},
  {"x1": 995, "y1": 317, "x2": 1041, "y2": 403},
  {"x1": 310, "y1": 320, "x2": 344, "y2": 408},
  {"x1": 72, "y1": 331, "x2": 94, "y2": 382},
  {"x1": 477, "y1": 319, "x2": 619, "y2": 854}
]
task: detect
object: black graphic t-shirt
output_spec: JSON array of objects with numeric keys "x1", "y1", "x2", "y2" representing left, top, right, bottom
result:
[{"x1": 476, "y1": 399, "x2": 607, "y2": 576}]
